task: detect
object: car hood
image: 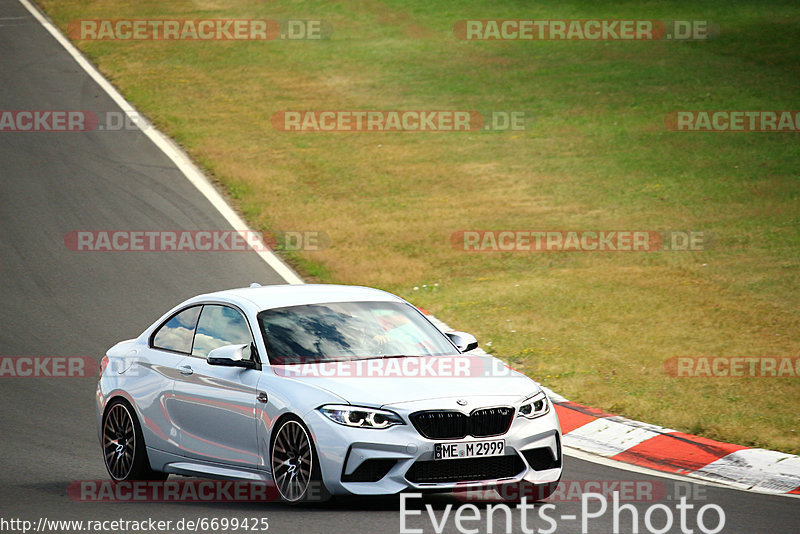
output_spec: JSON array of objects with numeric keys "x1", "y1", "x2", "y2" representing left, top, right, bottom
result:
[{"x1": 270, "y1": 354, "x2": 540, "y2": 407}]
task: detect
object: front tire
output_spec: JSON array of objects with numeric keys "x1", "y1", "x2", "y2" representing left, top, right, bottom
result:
[
  {"x1": 102, "y1": 399, "x2": 166, "y2": 481},
  {"x1": 270, "y1": 417, "x2": 330, "y2": 504}
]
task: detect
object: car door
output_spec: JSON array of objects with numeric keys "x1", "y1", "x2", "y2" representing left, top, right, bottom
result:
[
  {"x1": 145, "y1": 305, "x2": 203, "y2": 455},
  {"x1": 172, "y1": 304, "x2": 262, "y2": 467}
]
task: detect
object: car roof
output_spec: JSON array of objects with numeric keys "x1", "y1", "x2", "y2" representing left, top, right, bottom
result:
[{"x1": 194, "y1": 283, "x2": 405, "y2": 311}]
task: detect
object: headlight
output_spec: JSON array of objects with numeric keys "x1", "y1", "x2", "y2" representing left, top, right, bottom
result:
[
  {"x1": 319, "y1": 405, "x2": 405, "y2": 429},
  {"x1": 517, "y1": 392, "x2": 550, "y2": 419}
]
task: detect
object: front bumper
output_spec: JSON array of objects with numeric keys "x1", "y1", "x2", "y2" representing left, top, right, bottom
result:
[{"x1": 305, "y1": 398, "x2": 563, "y2": 496}]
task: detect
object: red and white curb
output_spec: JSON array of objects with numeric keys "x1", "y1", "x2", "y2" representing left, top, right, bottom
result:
[{"x1": 421, "y1": 309, "x2": 800, "y2": 496}]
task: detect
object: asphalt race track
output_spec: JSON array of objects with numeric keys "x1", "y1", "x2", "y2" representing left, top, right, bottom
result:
[{"x1": 0, "y1": 2, "x2": 797, "y2": 533}]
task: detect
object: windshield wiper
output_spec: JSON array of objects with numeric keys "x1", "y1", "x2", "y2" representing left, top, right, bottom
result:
[{"x1": 360, "y1": 354, "x2": 421, "y2": 361}]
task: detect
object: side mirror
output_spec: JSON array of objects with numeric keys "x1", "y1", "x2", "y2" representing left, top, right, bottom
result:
[
  {"x1": 208, "y1": 344, "x2": 257, "y2": 369},
  {"x1": 445, "y1": 331, "x2": 479, "y2": 353}
]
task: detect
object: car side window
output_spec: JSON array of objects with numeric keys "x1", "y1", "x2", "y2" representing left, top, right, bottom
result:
[
  {"x1": 192, "y1": 305, "x2": 254, "y2": 359},
  {"x1": 151, "y1": 306, "x2": 202, "y2": 354}
]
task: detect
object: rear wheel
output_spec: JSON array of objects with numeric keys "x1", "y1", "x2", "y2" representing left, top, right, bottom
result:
[
  {"x1": 102, "y1": 399, "x2": 166, "y2": 481},
  {"x1": 270, "y1": 417, "x2": 330, "y2": 504}
]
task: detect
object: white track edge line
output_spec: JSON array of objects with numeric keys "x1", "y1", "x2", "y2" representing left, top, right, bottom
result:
[{"x1": 18, "y1": 0, "x2": 303, "y2": 286}]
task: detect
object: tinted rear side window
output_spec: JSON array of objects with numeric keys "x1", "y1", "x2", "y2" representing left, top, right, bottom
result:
[{"x1": 152, "y1": 306, "x2": 202, "y2": 354}]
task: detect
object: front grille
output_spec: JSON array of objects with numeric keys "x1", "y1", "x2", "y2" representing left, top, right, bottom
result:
[
  {"x1": 341, "y1": 459, "x2": 398, "y2": 483},
  {"x1": 410, "y1": 407, "x2": 514, "y2": 439},
  {"x1": 470, "y1": 407, "x2": 515, "y2": 437},
  {"x1": 410, "y1": 411, "x2": 468, "y2": 439},
  {"x1": 405, "y1": 455, "x2": 525, "y2": 484}
]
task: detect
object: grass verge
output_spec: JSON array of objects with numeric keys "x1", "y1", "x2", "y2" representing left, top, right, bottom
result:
[{"x1": 38, "y1": 0, "x2": 800, "y2": 453}]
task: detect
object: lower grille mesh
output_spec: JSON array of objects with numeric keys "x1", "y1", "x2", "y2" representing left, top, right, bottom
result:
[{"x1": 405, "y1": 455, "x2": 525, "y2": 484}]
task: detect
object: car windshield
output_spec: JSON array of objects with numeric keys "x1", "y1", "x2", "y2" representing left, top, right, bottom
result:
[{"x1": 257, "y1": 301, "x2": 460, "y2": 364}]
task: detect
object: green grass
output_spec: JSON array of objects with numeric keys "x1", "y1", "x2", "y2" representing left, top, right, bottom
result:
[{"x1": 38, "y1": 0, "x2": 800, "y2": 453}]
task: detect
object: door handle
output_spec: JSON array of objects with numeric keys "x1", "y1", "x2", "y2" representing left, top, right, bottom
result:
[
  {"x1": 179, "y1": 365, "x2": 193, "y2": 376},
  {"x1": 257, "y1": 392, "x2": 268, "y2": 403}
]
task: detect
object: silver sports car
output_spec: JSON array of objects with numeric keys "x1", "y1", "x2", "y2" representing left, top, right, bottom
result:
[{"x1": 97, "y1": 284, "x2": 562, "y2": 503}]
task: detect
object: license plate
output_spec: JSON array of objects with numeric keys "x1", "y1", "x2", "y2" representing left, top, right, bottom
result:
[{"x1": 434, "y1": 440, "x2": 505, "y2": 460}]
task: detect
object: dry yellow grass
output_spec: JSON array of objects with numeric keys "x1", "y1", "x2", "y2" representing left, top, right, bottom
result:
[{"x1": 38, "y1": 0, "x2": 800, "y2": 452}]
